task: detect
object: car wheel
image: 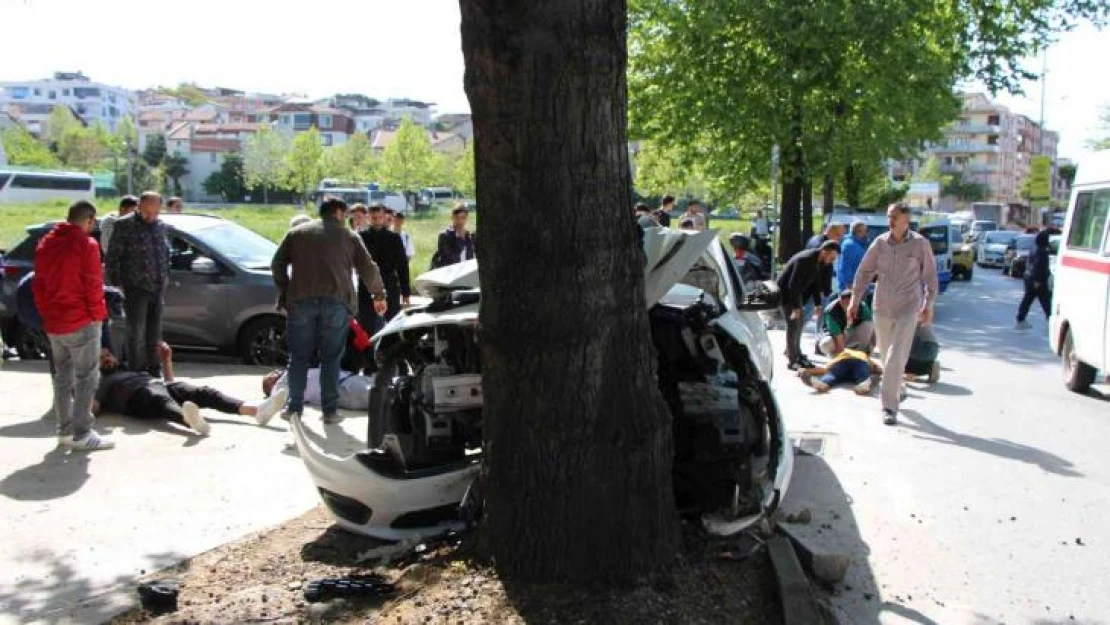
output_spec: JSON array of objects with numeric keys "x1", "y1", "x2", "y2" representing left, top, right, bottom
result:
[
  {"x1": 368, "y1": 340, "x2": 424, "y2": 448},
  {"x1": 238, "y1": 316, "x2": 287, "y2": 366},
  {"x1": 1062, "y1": 329, "x2": 1097, "y2": 394}
]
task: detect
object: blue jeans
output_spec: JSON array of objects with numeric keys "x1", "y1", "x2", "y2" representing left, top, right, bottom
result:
[
  {"x1": 820, "y1": 358, "x2": 871, "y2": 387},
  {"x1": 286, "y1": 297, "x2": 350, "y2": 415}
]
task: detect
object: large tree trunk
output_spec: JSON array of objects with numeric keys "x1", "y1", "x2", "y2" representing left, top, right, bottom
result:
[
  {"x1": 460, "y1": 0, "x2": 679, "y2": 583},
  {"x1": 778, "y1": 103, "x2": 805, "y2": 261},
  {"x1": 822, "y1": 174, "x2": 835, "y2": 217},
  {"x1": 844, "y1": 163, "x2": 861, "y2": 208},
  {"x1": 801, "y1": 179, "x2": 814, "y2": 242}
]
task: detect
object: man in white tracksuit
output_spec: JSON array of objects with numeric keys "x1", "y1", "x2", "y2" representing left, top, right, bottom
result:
[{"x1": 849, "y1": 203, "x2": 938, "y2": 426}]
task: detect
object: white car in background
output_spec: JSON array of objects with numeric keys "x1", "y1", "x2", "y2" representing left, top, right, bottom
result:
[
  {"x1": 976, "y1": 230, "x2": 1019, "y2": 268},
  {"x1": 292, "y1": 228, "x2": 793, "y2": 541}
]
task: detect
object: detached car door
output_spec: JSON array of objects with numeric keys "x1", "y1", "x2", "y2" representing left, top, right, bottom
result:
[{"x1": 162, "y1": 232, "x2": 231, "y2": 350}]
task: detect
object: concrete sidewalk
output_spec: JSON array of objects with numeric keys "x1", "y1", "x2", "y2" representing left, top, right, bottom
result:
[{"x1": 0, "y1": 359, "x2": 368, "y2": 624}]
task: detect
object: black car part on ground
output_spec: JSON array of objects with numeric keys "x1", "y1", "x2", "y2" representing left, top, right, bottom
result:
[{"x1": 303, "y1": 575, "x2": 395, "y2": 603}]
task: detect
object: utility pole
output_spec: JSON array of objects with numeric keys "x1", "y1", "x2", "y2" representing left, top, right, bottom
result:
[
  {"x1": 1038, "y1": 48, "x2": 1051, "y2": 225},
  {"x1": 126, "y1": 135, "x2": 134, "y2": 195}
]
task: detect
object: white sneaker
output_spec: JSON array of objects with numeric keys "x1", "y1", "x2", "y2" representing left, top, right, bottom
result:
[
  {"x1": 256, "y1": 388, "x2": 287, "y2": 427},
  {"x1": 1015, "y1": 320, "x2": 1032, "y2": 330},
  {"x1": 182, "y1": 401, "x2": 211, "y2": 436},
  {"x1": 854, "y1": 378, "x2": 872, "y2": 395},
  {"x1": 70, "y1": 431, "x2": 114, "y2": 451}
]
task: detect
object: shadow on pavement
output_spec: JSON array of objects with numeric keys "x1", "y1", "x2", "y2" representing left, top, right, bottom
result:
[
  {"x1": 300, "y1": 526, "x2": 388, "y2": 566},
  {"x1": 910, "y1": 381, "x2": 973, "y2": 397},
  {"x1": 0, "y1": 410, "x2": 55, "y2": 439},
  {"x1": 900, "y1": 409, "x2": 1082, "y2": 478},
  {"x1": 0, "y1": 547, "x2": 185, "y2": 624},
  {"x1": 0, "y1": 446, "x2": 89, "y2": 501},
  {"x1": 783, "y1": 452, "x2": 881, "y2": 624}
]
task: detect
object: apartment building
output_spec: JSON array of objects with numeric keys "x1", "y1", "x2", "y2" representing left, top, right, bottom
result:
[
  {"x1": 165, "y1": 121, "x2": 266, "y2": 201},
  {"x1": 926, "y1": 92, "x2": 1058, "y2": 206},
  {"x1": 0, "y1": 72, "x2": 136, "y2": 131},
  {"x1": 266, "y1": 102, "x2": 355, "y2": 146}
]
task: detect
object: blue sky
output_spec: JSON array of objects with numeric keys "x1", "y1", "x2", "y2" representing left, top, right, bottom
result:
[{"x1": 2, "y1": 0, "x2": 1106, "y2": 162}]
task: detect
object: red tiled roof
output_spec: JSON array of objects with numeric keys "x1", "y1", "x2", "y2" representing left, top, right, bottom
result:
[
  {"x1": 193, "y1": 122, "x2": 266, "y2": 134},
  {"x1": 191, "y1": 138, "x2": 241, "y2": 153}
]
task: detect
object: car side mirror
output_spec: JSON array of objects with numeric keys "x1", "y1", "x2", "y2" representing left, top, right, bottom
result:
[
  {"x1": 191, "y1": 256, "x2": 221, "y2": 276},
  {"x1": 737, "y1": 280, "x2": 781, "y2": 311}
]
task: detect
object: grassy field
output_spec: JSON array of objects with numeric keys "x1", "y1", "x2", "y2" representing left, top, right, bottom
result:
[
  {"x1": 0, "y1": 201, "x2": 455, "y2": 279},
  {"x1": 1, "y1": 202, "x2": 816, "y2": 279}
]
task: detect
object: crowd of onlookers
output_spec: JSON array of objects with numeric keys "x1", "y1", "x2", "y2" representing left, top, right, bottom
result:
[{"x1": 18, "y1": 192, "x2": 480, "y2": 452}]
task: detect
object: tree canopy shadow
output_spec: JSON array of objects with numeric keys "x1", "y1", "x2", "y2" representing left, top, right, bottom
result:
[
  {"x1": 900, "y1": 409, "x2": 1082, "y2": 478},
  {"x1": 0, "y1": 446, "x2": 90, "y2": 502}
]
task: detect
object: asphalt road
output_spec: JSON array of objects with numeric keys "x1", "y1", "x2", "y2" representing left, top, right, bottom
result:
[{"x1": 775, "y1": 266, "x2": 1109, "y2": 624}]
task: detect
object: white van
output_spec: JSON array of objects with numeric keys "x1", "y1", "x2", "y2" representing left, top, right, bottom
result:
[
  {"x1": 1049, "y1": 151, "x2": 1110, "y2": 393},
  {"x1": 0, "y1": 169, "x2": 95, "y2": 204}
]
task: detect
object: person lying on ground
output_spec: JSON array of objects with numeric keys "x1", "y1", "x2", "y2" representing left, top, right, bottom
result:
[
  {"x1": 262, "y1": 366, "x2": 372, "y2": 413},
  {"x1": 798, "y1": 343, "x2": 883, "y2": 396},
  {"x1": 903, "y1": 323, "x2": 941, "y2": 383},
  {"x1": 92, "y1": 342, "x2": 287, "y2": 436},
  {"x1": 818, "y1": 289, "x2": 875, "y2": 357}
]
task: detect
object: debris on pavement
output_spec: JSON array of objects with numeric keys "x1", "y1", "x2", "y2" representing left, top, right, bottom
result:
[
  {"x1": 303, "y1": 575, "x2": 395, "y2": 603},
  {"x1": 782, "y1": 508, "x2": 813, "y2": 524},
  {"x1": 136, "y1": 580, "x2": 180, "y2": 615}
]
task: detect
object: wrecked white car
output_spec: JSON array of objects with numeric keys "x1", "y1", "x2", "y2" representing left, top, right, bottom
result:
[{"x1": 291, "y1": 227, "x2": 793, "y2": 541}]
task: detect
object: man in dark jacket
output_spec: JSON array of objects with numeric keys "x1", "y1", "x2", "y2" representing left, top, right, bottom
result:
[
  {"x1": 1015, "y1": 228, "x2": 1054, "y2": 329},
  {"x1": 106, "y1": 191, "x2": 169, "y2": 377},
  {"x1": 358, "y1": 203, "x2": 410, "y2": 332},
  {"x1": 18, "y1": 272, "x2": 123, "y2": 366},
  {"x1": 432, "y1": 205, "x2": 476, "y2": 269},
  {"x1": 777, "y1": 241, "x2": 840, "y2": 370},
  {"x1": 271, "y1": 196, "x2": 386, "y2": 423},
  {"x1": 32, "y1": 200, "x2": 112, "y2": 451}
]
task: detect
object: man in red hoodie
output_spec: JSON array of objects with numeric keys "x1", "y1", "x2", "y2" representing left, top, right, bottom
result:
[{"x1": 32, "y1": 201, "x2": 113, "y2": 451}]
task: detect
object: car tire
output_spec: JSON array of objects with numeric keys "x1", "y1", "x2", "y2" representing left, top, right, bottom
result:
[
  {"x1": 368, "y1": 340, "x2": 423, "y2": 448},
  {"x1": 237, "y1": 316, "x2": 287, "y2": 366},
  {"x1": 1062, "y1": 329, "x2": 1097, "y2": 394}
]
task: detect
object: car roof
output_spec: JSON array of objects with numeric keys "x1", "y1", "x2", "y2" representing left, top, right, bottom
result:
[{"x1": 24, "y1": 212, "x2": 227, "y2": 234}]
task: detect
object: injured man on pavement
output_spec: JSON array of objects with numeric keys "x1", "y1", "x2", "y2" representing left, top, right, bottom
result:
[
  {"x1": 797, "y1": 343, "x2": 883, "y2": 395},
  {"x1": 93, "y1": 342, "x2": 287, "y2": 435},
  {"x1": 261, "y1": 367, "x2": 372, "y2": 413}
]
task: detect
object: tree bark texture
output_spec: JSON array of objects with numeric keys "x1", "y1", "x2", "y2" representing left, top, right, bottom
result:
[
  {"x1": 801, "y1": 180, "x2": 814, "y2": 242},
  {"x1": 459, "y1": 0, "x2": 679, "y2": 583},
  {"x1": 778, "y1": 103, "x2": 805, "y2": 261},
  {"x1": 845, "y1": 164, "x2": 860, "y2": 209},
  {"x1": 822, "y1": 174, "x2": 835, "y2": 217}
]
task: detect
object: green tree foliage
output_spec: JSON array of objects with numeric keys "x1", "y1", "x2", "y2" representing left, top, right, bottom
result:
[
  {"x1": 44, "y1": 106, "x2": 83, "y2": 149},
  {"x1": 164, "y1": 154, "x2": 190, "y2": 196},
  {"x1": 913, "y1": 156, "x2": 951, "y2": 185},
  {"x1": 243, "y1": 125, "x2": 290, "y2": 204},
  {"x1": 944, "y1": 171, "x2": 989, "y2": 202},
  {"x1": 203, "y1": 154, "x2": 248, "y2": 202},
  {"x1": 1090, "y1": 105, "x2": 1110, "y2": 150},
  {"x1": 0, "y1": 125, "x2": 60, "y2": 168},
  {"x1": 322, "y1": 133, "x2": 377, "y2": 182},
  {"x1": 377, "y1": 118, "x2": 445, "y2": 192},
  {"x1": 628, "y1": 0, "x2": 1108, "y2": 257},
  {"x1": 157, "y1": 83, "x2": 210, "y2": 107},
  {"x1": 1058, "y1": 162, "x2": 1078, "y2": 186},
  {"x1": 285, "y1": 127, "x2": 325, "y2": 205},
  {"x1": 56, "y1": 123, "x2": 113, "y2": 171},
  {"x1": 453, "y1": 141, "x2": 476, "y2": 197},
  {"x1": 142, "y1": 134, "x2": 167, "y2": 169}
]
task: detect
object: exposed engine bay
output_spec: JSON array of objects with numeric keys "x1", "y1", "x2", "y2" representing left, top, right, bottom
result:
[{"x1": 356, "y1": 286, "x2": 782, "y2": 535}]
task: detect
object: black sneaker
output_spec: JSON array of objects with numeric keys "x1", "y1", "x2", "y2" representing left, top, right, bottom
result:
[
  {"x1": 787, "y1": 362, "x2": 801, "y2": 371},
  {"x1": 798, "y1": 357, "x2": 816, "y2": 369},
  {"x1": 882, "y1": 409, "x2": 897, "y2": 426}
]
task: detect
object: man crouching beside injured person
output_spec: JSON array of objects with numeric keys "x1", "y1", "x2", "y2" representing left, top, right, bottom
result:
[{"x1": 92, "y1": 342, "x2": 287, "y2": 435}]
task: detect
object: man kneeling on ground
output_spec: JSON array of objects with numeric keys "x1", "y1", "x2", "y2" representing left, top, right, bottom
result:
[
  {"x1": 818, "y1": 289, "x2": 875, "y2": 357},
  {"x1": 798, "y1": 343, "x2": 882, "y2": 395},
  {"x1": 93, "y1": 342, "x2": 287, "y2": 435}
]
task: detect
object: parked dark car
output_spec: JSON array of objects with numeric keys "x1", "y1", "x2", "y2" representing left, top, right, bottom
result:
[
  {"x1": 1, "y1": 213, "x2": 287, "y2": 365},
  {"x1": 1002, "y1": 234, "x2": 1037, "y2": 278}
]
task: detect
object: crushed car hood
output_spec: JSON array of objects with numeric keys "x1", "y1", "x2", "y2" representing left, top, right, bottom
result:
[{"x1": 410, "y1": 227, "x2": 718, "y2": 309}]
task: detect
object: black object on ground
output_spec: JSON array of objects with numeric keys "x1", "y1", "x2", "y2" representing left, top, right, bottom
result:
[
  {"x1": 303, "y1": 575, "x2": 396, "y2": 603},
  {"x1": 137, "y1": 580, "x2": 180, "y2": 615}
]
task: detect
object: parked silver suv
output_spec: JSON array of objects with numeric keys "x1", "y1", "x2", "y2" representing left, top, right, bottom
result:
[{"x1": 1, "y1": 213, "x2": 287, "y2": 365}]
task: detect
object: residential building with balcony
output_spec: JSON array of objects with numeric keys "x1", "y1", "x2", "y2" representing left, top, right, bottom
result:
[
  {"x1": 0, "y1": 72, "x2": 136, "y2": 131},
  {"x1": 382, "y1": 98, "x2": 435, "y2": 126},
  {"x1": 920, "y1": 92, "x2": 1058, "y2": 209},
  {"x1": 266, "y1": 102, "x2": 354, "y2": 146},
  {"x1": 164, "y1": 121, "x2": 267, "y2": 201}
]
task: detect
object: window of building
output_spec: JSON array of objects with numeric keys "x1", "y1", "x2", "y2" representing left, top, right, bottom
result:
[
  {"x1": 48, "y1": 90, "x2": 56, "y2": 100},
  {"x1": 321, "y1": 133, "x2": 333, "y2": 146},
  {"x1": 293, "y1": 113, "x2": 312, "y2": 129},
  {"x1": 944, "y1": 157, "x2": 953, "y2": 165},
  {"x1": 1066, "y1": 189, "x2": 1110, "y2": 252},
  {"x1": 282, "y1": 114, "x2": 292, "y2": 125},
  {"x1": 62, "y1": 89, "x2": 70, "y2": 96},
  {"x1": 318, "y1": 114, "x2": 333, "y2": 129},
  {"x1": 33, "y1": 88, "x2": 41, "y2": 96},
  {"x1": 987, "y1": 114, "x2": 1000, "y2": 125},
  {"x1": 987, "y1": 135, "x2": 998, "y2": 145},
  {"x1": 210, "y1": 153, "x2": 218, "y2": 164}
]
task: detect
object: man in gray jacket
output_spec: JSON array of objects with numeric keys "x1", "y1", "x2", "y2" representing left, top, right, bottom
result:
[
  {"x1": 271, "y1": 197, "x2": 387, "y2": 424},
  {"x1": 849, "y1": 203, "x2": 938, "y2": 426}
]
